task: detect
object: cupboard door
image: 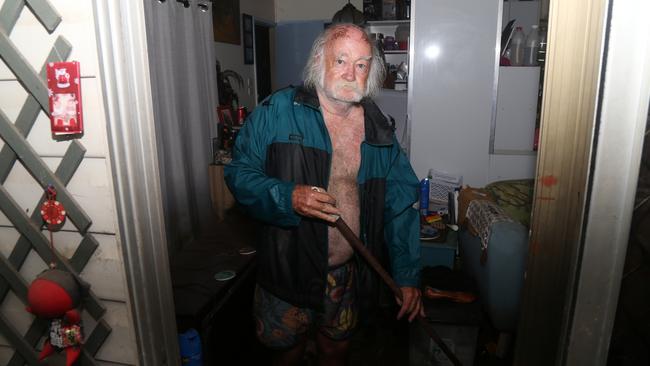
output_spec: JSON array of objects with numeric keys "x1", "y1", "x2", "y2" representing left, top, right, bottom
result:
[{"x1": 408, "y1": 0, "x2": 501, "y2": 186}]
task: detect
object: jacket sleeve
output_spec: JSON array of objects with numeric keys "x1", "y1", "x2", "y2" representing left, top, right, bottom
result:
[
  {"x1": 383, "y1": 139, "x2": 421, "y2": 287},
  {"x1": 224, "y1": 103, "x2": 301, "y2": 227}
]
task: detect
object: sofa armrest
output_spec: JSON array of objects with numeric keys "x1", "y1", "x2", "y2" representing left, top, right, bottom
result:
[{"x1": 459, "y1": 220, "x2": 529, "y2": 332}]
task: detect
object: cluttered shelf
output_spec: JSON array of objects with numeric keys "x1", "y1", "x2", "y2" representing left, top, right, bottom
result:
[{"x1": 365, "y1": 19, "x2": 410, "y2": 26}]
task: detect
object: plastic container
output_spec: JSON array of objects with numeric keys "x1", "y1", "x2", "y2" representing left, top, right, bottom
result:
[
  {"x1": 178, "y1": 328, "x2": 202, "y2": 366},
  {"x1": 508, "y1": 26, "x2": 526, "y2": 66},
  {"x1": 395, "y1": 24, "x2": 410, "y2": 50},
  {"x1": 420, "y1": 177, "x2": 430, "y2": 214},
  {"x1": 537, "y1": 26, "x2": 547, "y2": 65},
  {"x1": 428, "y1": 168, "x2": 462, "y2": 205},
  {"x1": 523, "y1": 25, "x2": 540, "y2": 66}
]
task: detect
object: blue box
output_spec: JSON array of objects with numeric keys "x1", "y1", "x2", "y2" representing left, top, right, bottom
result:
[{"x1": 420, "y1": 231, "x2": 457, "y2": 269}]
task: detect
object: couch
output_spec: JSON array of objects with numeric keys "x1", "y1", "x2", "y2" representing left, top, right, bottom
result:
[{"x1": 457, "y1": 180, "x2": 534, "y2": 347}]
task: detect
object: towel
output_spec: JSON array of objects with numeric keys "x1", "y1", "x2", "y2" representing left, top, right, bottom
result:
[{"x1": 466, "y1": 200, "x2": 515, "y2": 260}]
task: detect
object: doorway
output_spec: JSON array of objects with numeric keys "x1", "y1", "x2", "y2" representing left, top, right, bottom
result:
[{"x1": 255, "y1": 22, "x2": 273, "y2": 102}]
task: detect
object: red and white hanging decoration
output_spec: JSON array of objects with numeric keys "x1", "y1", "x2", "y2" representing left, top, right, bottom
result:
[
  {"x1": 46, "y1": 61, "x2": 84, "y2": 137},
  {"x1": 41, "y1": 185, "x2": 66, "y2": 230}
]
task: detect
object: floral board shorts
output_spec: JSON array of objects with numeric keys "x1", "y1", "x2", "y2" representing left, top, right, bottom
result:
[{"x1": 253, "y1": 261, "x2": 359, "y2": 349}]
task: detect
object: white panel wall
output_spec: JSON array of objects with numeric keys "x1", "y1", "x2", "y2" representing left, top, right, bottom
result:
[
  {"x1": 408, "y1": 0, "x2": 501, "y2": 186},
  {"x1": 0, "y1": 0, "x2": 137, "y2": 364},
  {"x1": 488, "y1": 154, "x2": 537, "y2": 182}
]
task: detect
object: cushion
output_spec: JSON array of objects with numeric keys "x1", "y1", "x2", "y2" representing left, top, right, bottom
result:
[{"x1": 484, "y1": 179, "x2": 534, "y2": 227}]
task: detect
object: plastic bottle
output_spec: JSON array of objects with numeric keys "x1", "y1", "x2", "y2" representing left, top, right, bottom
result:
[
  {"x1": 419, "y1": 177, "x2": 430, "y2": 215},
  {"x1": 537, "y1": 26, "x2": 547, "y2": 65},
  {"x1": 178, "y1": 328, "x2": 202, "y2": 366},
  {"x1": 509, "y1": 26, "x2": 525, "y2": 66},
  {"x1": 524, "y1": 25, "x2": 540, "y2": 66}
]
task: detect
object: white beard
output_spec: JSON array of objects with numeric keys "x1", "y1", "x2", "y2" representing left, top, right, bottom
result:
[{"x1": 322, "y1": 80, "x2": 364, "y2": 103}]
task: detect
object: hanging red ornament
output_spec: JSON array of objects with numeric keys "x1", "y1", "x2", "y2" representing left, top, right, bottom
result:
[
  {"x1": 41, "y1": 185, "x2": 66, "y2": 230},
  {"x1": 30, "y1": 185, "x2": 88, "y2": 365}
]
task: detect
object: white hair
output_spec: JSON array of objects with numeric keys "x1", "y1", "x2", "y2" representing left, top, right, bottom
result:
[{"x1": 303, "y1": 23, "x2": 386, "y2": 98}]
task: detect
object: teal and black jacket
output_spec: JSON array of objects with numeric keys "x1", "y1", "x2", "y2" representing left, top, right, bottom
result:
[{"x1": 225, "y1": 86, "x2": 420, "y2": 312}]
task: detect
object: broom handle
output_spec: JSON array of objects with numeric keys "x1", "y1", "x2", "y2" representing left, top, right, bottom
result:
[{"x1": 334, "y1": 217, "x2": 462, "y2": 366}]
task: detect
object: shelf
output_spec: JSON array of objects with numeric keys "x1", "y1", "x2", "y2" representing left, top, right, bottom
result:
[{"x1": 366, "y1": 20, "x2": 410, "y2": 26}]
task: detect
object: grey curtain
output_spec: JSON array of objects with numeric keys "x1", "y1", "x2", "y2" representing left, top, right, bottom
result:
[{"x1": 143, "y1": 0, "x2": 218, "y2": 254}]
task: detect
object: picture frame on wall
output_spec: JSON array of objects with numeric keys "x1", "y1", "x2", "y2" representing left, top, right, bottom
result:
[
  {"x1": 213, "y1": 0, "x2": 241, "y2": 45},
  {"x1": 242, "y1": 13, "x2": 254, "y2": 64}
]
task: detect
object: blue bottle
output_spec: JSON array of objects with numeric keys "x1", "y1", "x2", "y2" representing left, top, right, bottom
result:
[
  {"x1": 178, "y1": 328, "x2": 202, "y2": 365},
  {"x1": 419, "y1": 177, "x2": 429, "y2": 215}
]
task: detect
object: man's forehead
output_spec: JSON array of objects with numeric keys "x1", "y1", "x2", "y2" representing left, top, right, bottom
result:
[
  {"x1": 334, "y1": 51, "x2": 372, "y2": 61},
  {"x1": 328, "y1": 37, "x2": 372, "y2": 59},
  {"x1": 330, "y1": 27, "x2": 368, "y2": 42}
]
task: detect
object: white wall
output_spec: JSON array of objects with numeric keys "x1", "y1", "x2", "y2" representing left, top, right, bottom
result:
[
  {"x1": 242, "y1": 0, "x2": 275, "y2": 21},
  {"x1": 275, "y1": 0, "x2": 362, "y2": 22},
  {"x1": 215, "y1": 0, "x2": 276, "y2": 110},
  {"x1": 0, "y1": 1, "x2": 137, "y2": 364}
]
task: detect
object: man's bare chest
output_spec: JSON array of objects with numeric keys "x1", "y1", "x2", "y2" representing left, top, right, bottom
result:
[{"x1": 324, "y1": 116, "x2": 364, "y2": 177}]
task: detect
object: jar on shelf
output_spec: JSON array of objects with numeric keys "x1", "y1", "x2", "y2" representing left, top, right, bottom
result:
[{"x1": 395, "y1": 23, "x2": 410, "y2": 50}]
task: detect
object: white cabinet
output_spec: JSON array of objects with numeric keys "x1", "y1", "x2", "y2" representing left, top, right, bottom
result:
[
  {"x1": 407, "y1": 0, "x2": 501, "y2": 186},
  {"x1": 406, "y1": 0, "x2": 540, "y2": 185},
  {"x1": 488, "y1": 66, "x2": 540, "y2": 182},
  {"x1": 488, "y1": 0, "x2": 542, "y2": 182},
  {"x1": 493, "y1": 66, "x2": 540, "y2": 153}
]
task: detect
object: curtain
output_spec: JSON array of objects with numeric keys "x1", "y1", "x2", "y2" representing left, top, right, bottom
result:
[{"x1": 143, "y1": 0, "x2": 218, "y2": 254}]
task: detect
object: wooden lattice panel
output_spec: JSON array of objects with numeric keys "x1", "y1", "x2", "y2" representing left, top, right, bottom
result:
[{"x1": 0, "y1": 0, "x2": 111, "y2": 365}]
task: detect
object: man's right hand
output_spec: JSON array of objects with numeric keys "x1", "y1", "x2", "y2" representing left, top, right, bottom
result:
[{"x1": 292, "y1": 185, "x2": 340, "y2": 223}]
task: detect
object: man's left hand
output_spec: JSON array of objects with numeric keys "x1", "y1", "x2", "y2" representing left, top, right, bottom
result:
[{"x1": 396, "y1": 286, "x2": 425, "y2": 322}]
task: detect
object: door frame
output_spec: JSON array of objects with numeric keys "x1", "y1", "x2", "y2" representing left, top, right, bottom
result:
[
  {"x1": 251, "y1": 16, "x2": 276, "y2": 105},
  {"x1": 515, "y1": 0, "x2": 650, "y2": 364},
  {"x1": 92, "y1": 1, "x2": 179, "y2": 364},
  {"x1": 90, "y1": 0, "x2": 650, "y2": 364}
]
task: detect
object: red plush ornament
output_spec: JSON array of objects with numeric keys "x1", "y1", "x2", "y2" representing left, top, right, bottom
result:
[{"x1": 26, "y1": 269, "x2": 88, "y2": 366}]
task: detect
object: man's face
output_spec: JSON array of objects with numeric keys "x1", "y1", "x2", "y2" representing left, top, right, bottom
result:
[{"x1": 321, "y1": 29, "x2": 372, "y2": 104}]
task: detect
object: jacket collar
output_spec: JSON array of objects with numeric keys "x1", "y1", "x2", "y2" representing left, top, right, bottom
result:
[{"x1": 294, "y1": 85, "x2": 394, "y2": 146}]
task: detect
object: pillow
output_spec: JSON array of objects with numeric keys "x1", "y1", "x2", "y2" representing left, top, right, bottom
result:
[{"x1": 484, "y1": 179, "x2": 534, "y2": 227}]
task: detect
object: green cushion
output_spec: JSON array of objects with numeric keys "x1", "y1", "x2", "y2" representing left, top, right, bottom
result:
[{"x1": 484, "y1": 179, "x2": 534, "y2": 227}]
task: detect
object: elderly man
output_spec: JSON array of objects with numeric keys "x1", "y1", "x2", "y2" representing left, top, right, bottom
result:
[{"x1": 225, "y1": 23, "x2": 422, "y2": 365}]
